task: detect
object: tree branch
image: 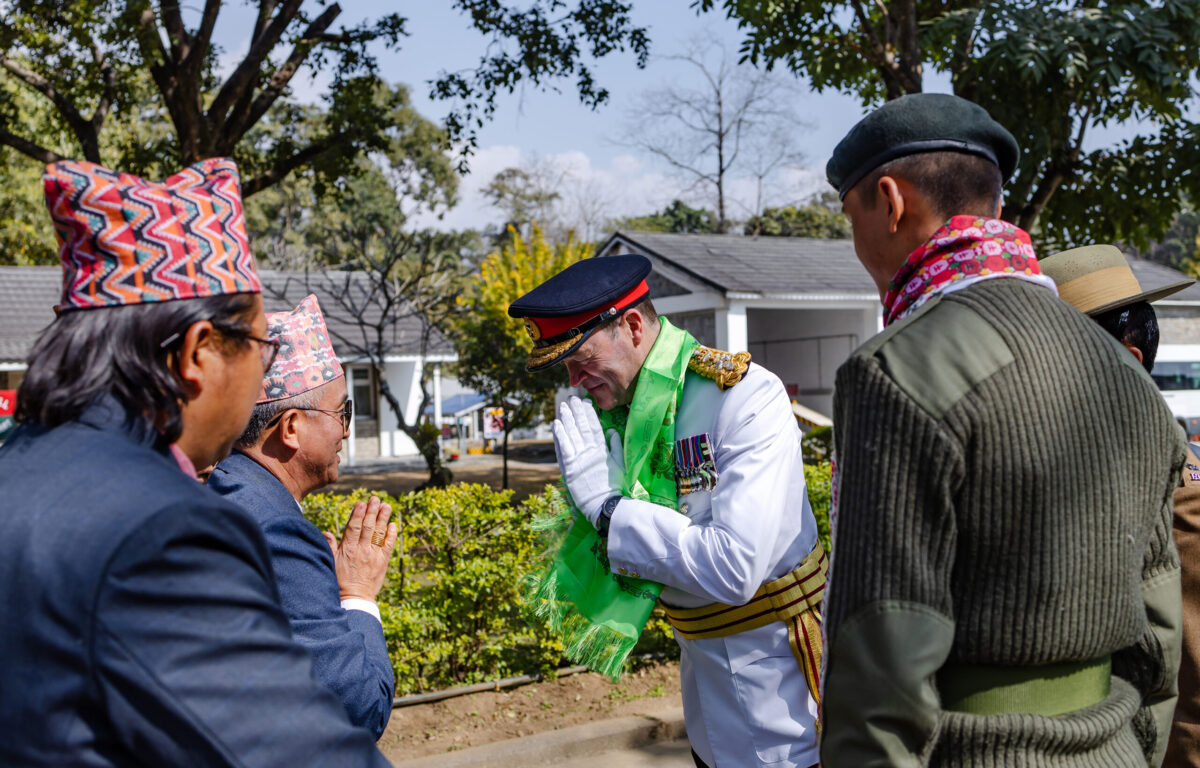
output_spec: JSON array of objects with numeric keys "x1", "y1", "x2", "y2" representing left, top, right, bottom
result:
[
  {"x1": 89, "y1": 39, "x2": 116, "y2": 134},
  {"x1": 242, "y1": 136, "x2": 345, "y2": 196},
  {"x1": 195, "y1": 0, "x2": 222, "y2": 60},
  {"x1": 253, "y1": 0, "x2": 282, "y2": 54},
  {"x1": 134, "y1": 6, "x2": 177, "y2": 105},
  {"x1": 228, "y1": 3, "x2": 341, "y2": 144},
  {"x1": 847, "y1": 0, "x2": 891, "y2": 75},
  {"x1": 157, "y1": 0, "x2": 188, "y2": 58},
  {"x1": 0, "y1": 128, "x2": 66, "y2": 164},
  {"x1": 0, "y1": 55, "x2": 87, "y2": 132},
  {"x1": 207, "y1": 0, "x2": 307, "y2": 130}
]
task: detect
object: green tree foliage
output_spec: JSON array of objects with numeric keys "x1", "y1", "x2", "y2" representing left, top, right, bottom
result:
[
  {"x1": 0, "y1": 0, "x2": 648, "y2": 194},
  {"x1": 248, "y1": 84, "x2": 471, "y2": 487},
  {"x1": 482, "y1": 166, "x2": 562, "y2": 238},
  {"x1": 0, "y1": 146, "x2": 55, "y2": 265},
  {"x1": 453, "y1": 225, "x2": 591, "y2": 488},
  {"x1": 245, "y1": 83, "x2": 460, "y2": 265},
  {"x1": 1140, "y1": 208, "x2": 1200, "y2": 278},
  {"x1": 744, "y1": 193, "x2": 851, "y2": 239},
  {"x1": 612, "y1": 199, "x2": 718, "y2": 234},
  {"x1": 701, "y1": 0, "x2": 1200, "y2": 250}
]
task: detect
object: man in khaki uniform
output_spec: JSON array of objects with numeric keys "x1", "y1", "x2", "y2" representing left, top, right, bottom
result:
[{"x1": 1041, "y1": 245, "x2": 1199, "y2": 767}]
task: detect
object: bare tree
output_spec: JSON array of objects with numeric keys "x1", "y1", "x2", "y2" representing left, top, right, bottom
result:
[
  {"x1": 620, "y1": 35, "x2": 806, "y2": 233},
  {"x1": 265, "y1": 227, "x2": 472, "y2": 488},
  {"x1": 260, "y1": 135, "x2": 471, "y2": 486}
]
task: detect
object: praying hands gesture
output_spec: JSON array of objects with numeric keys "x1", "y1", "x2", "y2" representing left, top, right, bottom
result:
[
  {"x1": 324, "y1": 495, "x2": 397, "y2": 602},
  {"x1": 551, "y1": 397, "x2": 624, "y2": 525}
]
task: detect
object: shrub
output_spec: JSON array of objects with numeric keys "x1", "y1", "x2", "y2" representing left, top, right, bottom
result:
[
  {"x1": 801, "y1": 425, "x2": 833, "y2": 463},
  {"x1": 299, "y1": 468, "x2": 837, "y2": 694},
  {"x1": 804, "y1": 461, "x2": 833, "y2": 554},
  {"x1": 303, "y1": 483, "x2": 672, "y2": 693}
]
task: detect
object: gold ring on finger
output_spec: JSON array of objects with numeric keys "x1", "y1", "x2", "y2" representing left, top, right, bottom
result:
[{"x1": 371, "y1": 531, "x2": 386, "y2": 547}]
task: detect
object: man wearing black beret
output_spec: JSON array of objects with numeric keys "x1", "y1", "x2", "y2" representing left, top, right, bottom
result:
[
  {"x1": 822, "y1": 93, "x2": 1185, "y2": 766},
  {"x1": 511, "y1": 255, "x2": 825, "y2": 768}
]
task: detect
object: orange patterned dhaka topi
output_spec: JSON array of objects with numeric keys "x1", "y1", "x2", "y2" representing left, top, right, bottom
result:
[
  {"x1": 258, "y1": 294, "x2": 345, "y2": 403},
  {"x1": 43, "y1": 157, "x2": 261, "y2": 310}
]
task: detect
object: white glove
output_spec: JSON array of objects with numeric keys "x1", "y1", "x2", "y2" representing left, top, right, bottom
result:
[{"x1": 552, "y1": 396, "x2": 624, "y2": 525}]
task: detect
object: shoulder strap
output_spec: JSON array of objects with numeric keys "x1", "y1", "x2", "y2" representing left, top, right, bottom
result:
[{"x1": 689, "y1": 346, "x2": 751, "y2": 390}]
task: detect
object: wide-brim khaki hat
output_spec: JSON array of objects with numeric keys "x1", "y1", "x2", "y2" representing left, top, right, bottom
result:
[{"x1": 1039, "y1": 244, "x2": 1194, "y2": 316}]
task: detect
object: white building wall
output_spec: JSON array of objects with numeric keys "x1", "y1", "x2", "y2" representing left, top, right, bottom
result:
[
  {"x1": 746, "y1": 307, "x2": 875, "y2": 418},
  {"x1": 378, "y1": 359, "x2": 421, "y2": 457}
]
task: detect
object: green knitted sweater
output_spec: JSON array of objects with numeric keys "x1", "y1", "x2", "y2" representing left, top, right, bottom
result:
[{"x1": 822, "y1": 278, "x2": 1186, "y2": 767}]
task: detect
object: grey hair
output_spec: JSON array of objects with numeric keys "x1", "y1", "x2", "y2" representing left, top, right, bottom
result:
[{"x1": 235, "y1": 388, "x2": 322, "y2": 449}]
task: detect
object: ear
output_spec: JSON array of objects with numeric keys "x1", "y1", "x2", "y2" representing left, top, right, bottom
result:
[
  {"x1": 993, "y1": 198, "x2": 1003, "y2": 219},
  {"x1": 275, "y1": 409, "x2": 304, "y2": 451},
  {"x1": 1123, "y1": 342, "x2": 1144, "y2": 365},
  {"x1": 624, "y1": 308, "x2": 645, "y2": 347},
  {"x1": 174, "y1": 320, "x2": 218, "y2": 400},
  {"x1": 879, "y1": 176, "x2": 906, "y2": 234}
]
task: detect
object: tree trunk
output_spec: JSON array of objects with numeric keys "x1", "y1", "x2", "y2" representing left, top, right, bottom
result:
[
  {"x1": 395, "y1": 508, "x2": 405, "y2": 600},
  {"x1": 502, "y1": 424, "x2": 511, "y2": 490},
  {"x1": 377, "y1": 365, "x2": 451, "y2": 487}
]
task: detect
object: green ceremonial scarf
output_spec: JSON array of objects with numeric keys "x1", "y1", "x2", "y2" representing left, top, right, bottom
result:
[{"x1": 522, "y1": 319, "x2": 698, "y2": 679}]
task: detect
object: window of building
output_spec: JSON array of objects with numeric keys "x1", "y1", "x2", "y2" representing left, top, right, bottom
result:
[{"x1": 352, "y1": 368, "x2": 375, "y2": 420}]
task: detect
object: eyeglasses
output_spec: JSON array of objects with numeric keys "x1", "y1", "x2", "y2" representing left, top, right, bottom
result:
[
  {"x1": 159, "y1": 325, "x2": 282, "y2": 372},
  {"x1": 214, "y1": 325, "x2": 282, "y2": 372},
  {"x1": 267, "y1": 399, "x2": 353, "y2": 431}
]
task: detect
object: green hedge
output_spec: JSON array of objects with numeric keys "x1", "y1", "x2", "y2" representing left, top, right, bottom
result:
[{"x1": 302, "y1": 463, "x2": 833, "y2": 694}]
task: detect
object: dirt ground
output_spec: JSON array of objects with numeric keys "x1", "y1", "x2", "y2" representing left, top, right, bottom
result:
[
  {"x1": 330, "y1": 441, "x2": 561, "y2": 502},
  {"x1": 377, "y1": 660, "x2": 683, "y2": 763}
]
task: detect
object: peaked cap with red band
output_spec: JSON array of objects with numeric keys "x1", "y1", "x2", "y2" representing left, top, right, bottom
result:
[
  {"x1": 44, "y1": 157, "x2": 262, "y2": 311},
  {"x1": 508, "y1": 254, "x2": 652, "y2": 371},
  {"x1": 259, "y1": 294, "x2": 344, "y2": 403}
]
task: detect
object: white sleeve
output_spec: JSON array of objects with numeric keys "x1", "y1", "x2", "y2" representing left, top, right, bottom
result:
[
  {"x1": 605, "y1": 372, "x2": 813, "y2": 605},
  {"x1": 340, "y1": 597, "x2": 382, "y2": 624}
]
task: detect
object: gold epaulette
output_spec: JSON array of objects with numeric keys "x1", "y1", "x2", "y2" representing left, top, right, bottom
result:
[{"x1": 688, "y1": 346, "x2": 751, "y2": 390}]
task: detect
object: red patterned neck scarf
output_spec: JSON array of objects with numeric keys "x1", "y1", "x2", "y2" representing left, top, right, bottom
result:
[{"x1": 882, "y1": 215, "x2": 1057, "y2": 326}]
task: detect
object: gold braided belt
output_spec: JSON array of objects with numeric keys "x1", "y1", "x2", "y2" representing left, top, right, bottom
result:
[{"x1": 662, "y1": 541, "x2": 828, "y2": 706}]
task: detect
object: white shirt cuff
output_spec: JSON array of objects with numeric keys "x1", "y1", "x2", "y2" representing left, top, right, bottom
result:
[{"x1": 340, "y1": 598, "x2": 381, "y2": 624}]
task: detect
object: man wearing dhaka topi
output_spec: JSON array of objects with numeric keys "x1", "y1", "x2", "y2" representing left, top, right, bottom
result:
[
  {"x1": 0, "y1": 158, "x2": 389, "y2": 765},
  {"x1": 208, "y1": 294, "x2": 397, "y2": 739},
  {"x1": 511, "y1": 255, "x2": 824, "y2": 768}
]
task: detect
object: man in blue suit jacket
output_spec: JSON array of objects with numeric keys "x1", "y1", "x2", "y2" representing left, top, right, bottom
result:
[
  {"x1": 209, "y1": 295, "x2": 397, "y2": 739},
  {"x1": 0, "y1": 158, "x2": 388, "y2": 766}
]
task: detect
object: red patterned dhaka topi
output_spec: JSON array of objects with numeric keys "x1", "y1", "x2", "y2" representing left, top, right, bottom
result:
[
  {"x1": 258, "y1": 294, "x2": 345, "y2": 403},
  {"x1": 883, "y1": 215, "x2": 1056, "y2": 326},
  {"x1": 44, "y1": 157, "x2": 261, "y2": 310}
]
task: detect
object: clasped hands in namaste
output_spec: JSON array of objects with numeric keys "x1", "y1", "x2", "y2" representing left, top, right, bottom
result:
[{"x1": 551, "y1": 396, "x2": 625, "y2": 527}]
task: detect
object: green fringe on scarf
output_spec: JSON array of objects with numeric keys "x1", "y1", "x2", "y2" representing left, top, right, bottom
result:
[{"x1": 520, "y1": 319, "x2": 698, "y2": 680}]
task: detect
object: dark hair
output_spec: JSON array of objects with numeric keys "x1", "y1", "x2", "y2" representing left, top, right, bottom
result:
[
  {"x1": 236, "y1": 388, "x2": 321, "y2": 449},
  {"x1": 1093, "y1": 300, "x2": 1159, "y2": 373},
  {"x1": 859, "y1": 151, "x2": 1003, "y2": 219},
  {"x1": 605, "y1": 297, "x2": 659, "y2": 335},
  {"x1": 16, "y1": 293, "x2": 259, "y2": 443}
]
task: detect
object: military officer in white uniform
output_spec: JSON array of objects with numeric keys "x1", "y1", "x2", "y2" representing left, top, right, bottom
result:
[{"x1": 509, "y1": 254, "x2": 824, "y2": 768}]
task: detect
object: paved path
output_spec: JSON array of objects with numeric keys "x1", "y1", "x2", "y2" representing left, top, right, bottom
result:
[{"x1": 565, "y1": 738, "x2": 693, "y2": 766}]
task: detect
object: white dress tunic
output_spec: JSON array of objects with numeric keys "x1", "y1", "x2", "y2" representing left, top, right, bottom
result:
[{"x1": 606, "y1": 360, "x2": 821, "y2": 768}]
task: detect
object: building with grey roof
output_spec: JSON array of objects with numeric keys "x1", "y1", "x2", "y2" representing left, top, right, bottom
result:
[
  {"x1": 598, "y1": 231, "x2": 1200, "y2": 420},
  {"x1": 0, "y1": 266, "x2": 456, "y2": 463}
]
